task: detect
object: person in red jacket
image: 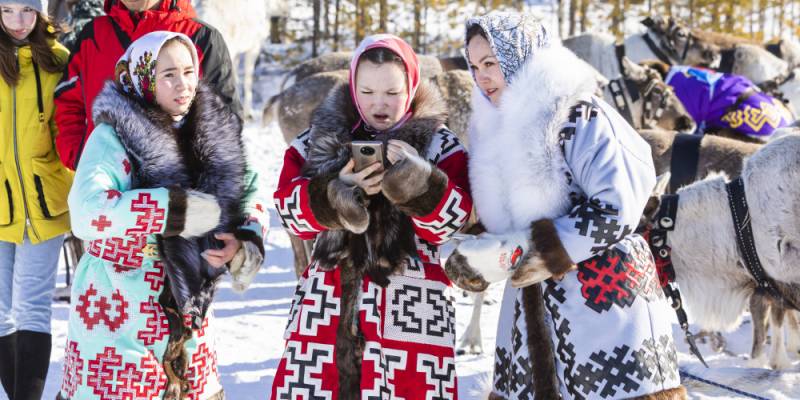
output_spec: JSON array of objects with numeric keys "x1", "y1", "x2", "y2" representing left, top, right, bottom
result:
[{"x1": 54, "y1": 0, "x2": 241, "y2": 170}]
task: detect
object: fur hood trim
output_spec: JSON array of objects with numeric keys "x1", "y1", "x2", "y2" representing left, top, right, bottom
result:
[
  {"x1": 303, "y1": 81, "x2": 448, "y2": 177},
  {"x1": 92, "y1": 81, "x2": 245, "y2": 227},
  {"x1": 468, "y1": 45, "x2": 599, "y2": 233}
]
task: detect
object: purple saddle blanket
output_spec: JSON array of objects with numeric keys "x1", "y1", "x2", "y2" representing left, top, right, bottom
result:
[{"x1": 666, "y1": 66, "x2": 795, "y2": 138}]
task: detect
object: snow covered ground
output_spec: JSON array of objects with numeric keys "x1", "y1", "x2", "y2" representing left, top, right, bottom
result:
[{"x1": 13, "y1": 64, "x2": 800, "y2": 400}]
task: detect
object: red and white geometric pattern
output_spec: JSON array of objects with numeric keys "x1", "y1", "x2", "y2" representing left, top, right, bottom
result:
[
  {"x1": 363, "y1": 342, "x2": 408, "y2": 400},
  {"x1": 298, "y1": 274, "x2": 341, "y2": 337},
  {"x1": 144, "y1": 261, "x2": 165, "y2": 293},
  {"x1": 416, "y1": 354, "x2": 456, "y2": 400},
  {"x1": 87, "y1": 236, "x2": 147, "y2": 267},
  {"x1": 274, "y1": 184, "x2": 319, "y2": 236},
  {"x1": 137, "y1": 296, "x2": 169, "y2": 346},
  {"x1": 274, "y1": 341, "x2": 335, "y2": 400},
  {"x1": 125, "y1": 193, "x2": 165, "y2": 236},
  {"x1": 75, "y1": 284, "x2": 129, "y2": 332},
  {"x1": 413, "y1": 190, "x2": 469, "y2": 245},
  {"x1": 86, "y1": 346, "x2": 164, "y2": 399},
  {"x1": 61, "y1": 340, "x2": 83, "y2": 398},
  {"x1": 186, "y1": 343, "x2": 218, "y2": 400}
]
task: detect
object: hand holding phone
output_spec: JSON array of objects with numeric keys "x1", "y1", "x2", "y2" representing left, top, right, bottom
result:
[{"x1": 339, "y1": 141, "x2": 386, "y2": 195}]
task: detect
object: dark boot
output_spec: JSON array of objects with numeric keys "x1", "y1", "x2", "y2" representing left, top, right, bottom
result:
[
  {"x1": 0, "y1": 331, "x2": 17, "y2": 399},
  {"x1": 14, "y1": 330, "x2": 51, "y2": 400}
]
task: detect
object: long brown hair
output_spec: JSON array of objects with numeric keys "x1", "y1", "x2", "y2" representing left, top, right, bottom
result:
[{"x1": 0, "y1": 11, "x2": 64, "y2": 86}]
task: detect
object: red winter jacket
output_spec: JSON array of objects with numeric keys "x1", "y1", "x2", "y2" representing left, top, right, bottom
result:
[{"x1": 54, "y1": 0, "x2": 241, "y2": 170}]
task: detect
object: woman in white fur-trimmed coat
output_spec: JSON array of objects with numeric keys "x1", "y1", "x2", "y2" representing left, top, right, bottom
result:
[{"x1": 445, "y1": 12, "x2": 686, "y2": 400}]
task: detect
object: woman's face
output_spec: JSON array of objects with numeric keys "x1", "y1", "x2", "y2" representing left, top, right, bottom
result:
[
  {"x1": 467, "y1": 34, "x2": 506, "y2": 106},
  {"x1": 154, "y1": 41, "x2": 198, "y2": 118},
  {"x1": 1, "y1": 4, "x2": 37, "y2": 41},
  {"x1": 355, "y1": 60, "x2": 409, "y2": 131}
]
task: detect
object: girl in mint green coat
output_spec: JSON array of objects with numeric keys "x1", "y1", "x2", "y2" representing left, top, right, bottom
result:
[{"x1": 58, "y1": 31, "x2": 267, "y2": 400}]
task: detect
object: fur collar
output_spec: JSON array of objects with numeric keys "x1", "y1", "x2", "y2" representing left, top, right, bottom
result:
[
  {"x1": 468, "y1": 45, "x2": 599, "y2": 233},
  {"x1": 92, "y1": 81, "x2": 246, "y2": 227},
  {"x1": 302, "y1": 81, "x2": 449, "y2": 285},
  {"x1": 303, "y1": 81, "x2": 448, "y2": 176}
]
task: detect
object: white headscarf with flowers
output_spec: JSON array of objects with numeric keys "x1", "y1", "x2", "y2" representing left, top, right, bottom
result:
[{"x1": 114, "y1": 31, "x2": 199, "y2": 105}]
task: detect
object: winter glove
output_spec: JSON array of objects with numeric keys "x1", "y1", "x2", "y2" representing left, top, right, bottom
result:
[
  {"x1": 445, "y1": 231, "x2": 531, "y2": 292},
  {"x1": 178, "y1": 190, "x2": 221, "y2": 238},
  {"x1": 382, "y1": 154, "x2": 433, "y2": 204},
  {"x1": 228, "y1": 240, "x2": 264, "y2": 292}
]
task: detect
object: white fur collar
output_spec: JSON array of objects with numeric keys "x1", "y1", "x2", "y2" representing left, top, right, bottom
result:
[{"x1": 468, "y1": 45, "x2": 599, "y2": 233}]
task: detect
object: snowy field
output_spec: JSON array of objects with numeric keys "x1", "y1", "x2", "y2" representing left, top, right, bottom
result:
[{"x1": 10, "y1": 62, "x2": 799, "y2": 400}]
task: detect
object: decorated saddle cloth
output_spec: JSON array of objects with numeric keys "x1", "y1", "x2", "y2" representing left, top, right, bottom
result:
[{"x1": 665, "y1": 66, "x2": 794, "y2": 138}]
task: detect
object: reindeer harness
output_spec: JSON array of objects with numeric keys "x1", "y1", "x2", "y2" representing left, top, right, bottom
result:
[{"x1": 607, "y1": 44, "x2": 671, "y2": 129}]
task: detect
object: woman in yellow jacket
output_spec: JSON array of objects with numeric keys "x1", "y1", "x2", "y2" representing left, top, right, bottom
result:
[{"x1": 0, "y1": 1, "x2": 71, "y2": 398}]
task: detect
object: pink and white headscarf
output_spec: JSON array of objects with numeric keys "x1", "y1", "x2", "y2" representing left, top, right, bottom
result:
[{"x1": 349, "y1": 34, "x2": 420, "y2": 132}]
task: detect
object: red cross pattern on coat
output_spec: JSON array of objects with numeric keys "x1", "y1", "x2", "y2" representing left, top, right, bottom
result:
[
  {"x1": 91, "y1": 215, "x2": 112, "y2": 232},
  {"x1": 61, "y1": 340, "x2": 84, "y2": 398},
  {"x1": 187, "y1": 342, "x2": 217, "y2": 399},
  {"x1": 86, "y1": 347, "x2": 165, "y2": 399},
  {"x1": 137, "y1": 296, "x2": 170, "y2": 346}
]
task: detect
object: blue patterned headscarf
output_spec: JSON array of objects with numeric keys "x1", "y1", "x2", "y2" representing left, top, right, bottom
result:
[{"x1": 464, "y1": 11, "x2": 550, "y2": 83}]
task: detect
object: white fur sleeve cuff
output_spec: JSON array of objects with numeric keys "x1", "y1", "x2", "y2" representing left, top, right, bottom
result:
[{"x1": 179, "y1": 190, "x2": 221, "y2": 238}]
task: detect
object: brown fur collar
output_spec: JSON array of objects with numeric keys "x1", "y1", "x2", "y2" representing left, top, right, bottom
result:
[
  {"x1": 302, "y1": 81, "x2": 448, "y2": 177},
  {"x1": 303, "y1": 81, "x2": 449, "y2": 287}
]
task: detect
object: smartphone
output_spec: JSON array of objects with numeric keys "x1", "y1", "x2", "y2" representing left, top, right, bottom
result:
[{"x1": 351, "y1": 141, "x2": 385, "y2": 172}]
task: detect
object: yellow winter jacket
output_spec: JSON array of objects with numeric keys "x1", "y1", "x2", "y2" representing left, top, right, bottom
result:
[{"x1": 0, "y1": 41, "x2": 72, "y2": 244}]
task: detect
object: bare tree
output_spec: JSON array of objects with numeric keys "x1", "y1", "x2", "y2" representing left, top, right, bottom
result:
[
  {"x1": 312, "y1": 0, "x2": 321, "y2": 57},
  {"x1": 568, "y1": 0, "x2": 577, "y2": 36},
  {"x1": 379, "y1": 0, "x2": 387, "y2": 31},
  {"x1": 579, "y1": 0, "x2": 588, "y2": 33},
  {"x1": 333, "y1": 0, "x2": 340, "y2": 50},
  {"x1": 413, "y1": 0, "x2": 422, "y2": 49}
]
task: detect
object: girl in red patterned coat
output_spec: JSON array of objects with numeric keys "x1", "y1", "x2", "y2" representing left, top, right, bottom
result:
[{"x1": 271, "y1": 34, "x2": 473, "y2": 399}]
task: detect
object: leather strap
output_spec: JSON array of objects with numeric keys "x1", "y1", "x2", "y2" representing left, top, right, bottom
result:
[{"x1": 669, "y1": 134, "x2": 703, "y2": 193}]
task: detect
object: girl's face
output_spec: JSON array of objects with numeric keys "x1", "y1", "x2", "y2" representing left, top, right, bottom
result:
[
  {"x1": 355, "y1": 60, "x2": 409, "y2": 131},
  {"x1": 120, "y1": 0, "x2": 161, "y2": 12},
  {"x1": 154, "y1": 41, "x2": 197, "y2": 118},
  {"x1": 1, "y1": 4, "x2": 37, "y2": 41},
  {"x1": 467, "y1": 34, "x2": 507, "y2": 106}
]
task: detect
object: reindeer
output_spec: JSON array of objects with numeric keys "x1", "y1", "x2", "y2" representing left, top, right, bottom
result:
[
  {"x1": 563, "y1": 16, "x2": 720, "y2": 82},
  {"x1": 641, "y1": 130, "x2": 800, "y2": 369},
  {"x1": 277, "y1": 52, "x2": 447, "y2": 92}
]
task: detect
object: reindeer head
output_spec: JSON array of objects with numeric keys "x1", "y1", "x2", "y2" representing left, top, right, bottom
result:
[
  {"x1": 621, "y1": 57, "x2": 697, "y2": 133},
  {"x1": 641, "y1": 16, "x2": 720, "y2": 67}
]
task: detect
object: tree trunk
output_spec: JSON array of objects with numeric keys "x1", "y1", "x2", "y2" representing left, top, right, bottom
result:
[
  {"x1": 379, "y1": 0, "x2": 387, "y2": 31},
  {"x1": 323, "y1": 0, "x2": 330, "y2": 39},
  {"x1": 724, "y1": 0, "x2": 736, "y2": 32},
  {"x1": 413, "y1": 0, "x2": 422, "y2": 50},
  {"x1": 557, "y1": 0, "x2": 564, "y2": 38},
  {"x1": 568, "y1": 0, "x2": 577, "y2": 36},
  {"x1": 312, "y1": 0, "x2": 321, "y2": 57},
  {"x1": 333, "y1": 0, "x2": 340, "y2": 51},
  {"x1": 759, "y1": 0, "x2": 767, "y2": 41},
  {"x1": 579, "y1": 0, "x2": 588, "y2": 33}
]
